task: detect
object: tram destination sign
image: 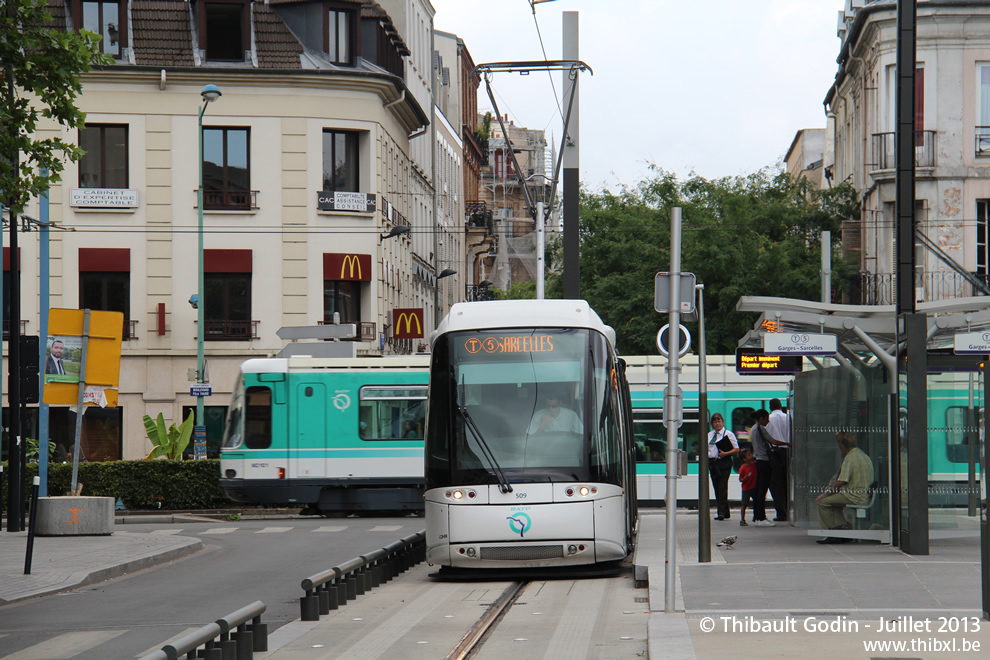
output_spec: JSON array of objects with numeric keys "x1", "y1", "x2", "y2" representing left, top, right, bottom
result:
[
  {"x1": 952, "y1": 331, "x2": 990, "y2": 355},
  {"x1": 763, "y1": 332, "x2": 836, "y2": 356},
  {"x1": 735, "y1": 348, "x2": 803, "y2": 375}
]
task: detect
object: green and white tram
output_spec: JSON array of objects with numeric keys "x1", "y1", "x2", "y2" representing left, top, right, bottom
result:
[
  {"x1": 219, "y1": 355, "x2": 430, "y2": 513},
  {"x1": 423, "y1": 300, "x2": 639, "y2": 569}
]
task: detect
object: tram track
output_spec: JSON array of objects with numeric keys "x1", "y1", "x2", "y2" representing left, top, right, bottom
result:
[{"x1": 445, "y1": 581, "x2": 529, "y2": 660}]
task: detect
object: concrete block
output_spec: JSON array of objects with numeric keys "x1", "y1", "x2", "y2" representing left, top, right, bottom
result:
[{"x1": 36, "y1": 497, "x2": 114, "y2": 536}]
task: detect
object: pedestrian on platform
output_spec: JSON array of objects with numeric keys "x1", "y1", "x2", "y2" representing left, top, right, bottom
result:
[
  {"x1": 737, "y1": 448, "x2": 757, "y2": 526},
  {"x1": 766, "y1": 398, "x2": 791, "y2": 522},
  {"x1": 707, "y1": 413, "x2": 739, "y2": 521}
]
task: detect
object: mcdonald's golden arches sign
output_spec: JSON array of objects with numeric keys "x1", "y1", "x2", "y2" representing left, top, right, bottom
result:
[
  {"x1": 324, "y1": 253, "x2": 372, "y2": 281},
  {"x1": 392, "y1": 308, "x2": 424, "y2": 339}
]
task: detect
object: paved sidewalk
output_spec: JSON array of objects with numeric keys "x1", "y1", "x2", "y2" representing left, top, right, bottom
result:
[
  {"x1": 636, "y1": 511, "x2": 989, "y2": 659},
  {"x1": 0, "y1": 525, "x2": 202, "y2": 605}
]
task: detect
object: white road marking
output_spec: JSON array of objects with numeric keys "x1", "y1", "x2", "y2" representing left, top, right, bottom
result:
[
  {"x1": 201, "y1": 528, "x2": 237, "y2": 534},
  {"x1": 313, "y1": 526, "x2": 348, "y2": 532},
  {"x1": 369, "y1": 525, "x2": 402, "y2": 532},
  {"x1": 256, "y1": 527, "x2": 293, "y2": 534},
  {"x1": 3, "y1": 631, "x2": 126, "y2": 660},
  {"x1": 150, "y1": 529, "x2": 183, "y2": 535}
]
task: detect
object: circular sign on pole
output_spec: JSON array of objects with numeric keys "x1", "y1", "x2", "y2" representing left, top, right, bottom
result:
[{"x1": 657, "y1": 324, "x2": 691, "y2": 357}]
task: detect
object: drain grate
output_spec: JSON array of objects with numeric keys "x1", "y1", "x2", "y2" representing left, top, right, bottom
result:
[{"x1": 634, "y1": 597, "x2": 648, "y2": 603}]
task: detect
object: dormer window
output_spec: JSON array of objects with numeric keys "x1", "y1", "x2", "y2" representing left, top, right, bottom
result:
[
  {"x1": 75, "y1": 1, "x2": 125, "y2": 58},
  {"x1": 327, "y1": 7, "x2": 354, "y2": 65},
  {"x1": 201, "y1": 1, "x2": 248, "y2": 62}
]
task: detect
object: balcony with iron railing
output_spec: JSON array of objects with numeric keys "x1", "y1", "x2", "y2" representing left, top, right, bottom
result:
[
  {"x1": 869, "y1": 130, "x2": 936, "y2": 178},
  {"x1": 857, "y1": 270, "x2": 987, "y2": 306},
  {"x1": 203, "y1": 189, "x2": 259, "y2": 211},
  {"x1": 466, "y1": 284, "x2": 495, "y2": 302},
  {"x1": 316, "y1": 320, "x2": 376, "y2": 341},
  {"x1": 204, "y1": 320, "x2": 259, "y2": 340},
  {"x1": 976, "y1": 127, "x2": 990, "y2": 157}
]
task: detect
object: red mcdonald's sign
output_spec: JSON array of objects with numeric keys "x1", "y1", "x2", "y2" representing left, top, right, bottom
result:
[
  {"x1": 392, "y1": 308, "x2": 424, "y2": 339},
  {"x1": 324, "y1": 253, "x2": 372, "y2": 282}
]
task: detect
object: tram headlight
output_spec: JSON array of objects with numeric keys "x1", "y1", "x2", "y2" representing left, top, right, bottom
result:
[
  {"x1": 466, "y1": 547, "x2": 477, "y2": 557},
  {"x1": 567, "y1": 544, "x2": 578, "y2": 555},
  {"x1": 452, "y1": 489, "x2": 464, "y2": 500},
  {"x1": 579, "y1": 486, "x2": 590, "y2": 497}
]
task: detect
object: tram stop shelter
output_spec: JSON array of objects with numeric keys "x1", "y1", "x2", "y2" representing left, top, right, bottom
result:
[{"x1": 735, "y1": 296, "x2": 988, "y2": 562}]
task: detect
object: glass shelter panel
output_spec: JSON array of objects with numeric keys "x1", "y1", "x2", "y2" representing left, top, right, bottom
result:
[
  {"x1": 792, "y1": 357, "x2": 890, "y2": 540},
  {"x1": 927, "y1": 370, "x2": 983, "y2": 539}
]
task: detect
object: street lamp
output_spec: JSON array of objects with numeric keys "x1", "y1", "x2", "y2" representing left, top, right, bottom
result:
[{"x1": 197, "y1": 84, "x2": 221, "y2": 458}]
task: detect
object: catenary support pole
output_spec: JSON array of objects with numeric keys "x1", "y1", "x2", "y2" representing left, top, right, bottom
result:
[
  {"x1": 665, "y1": 207, "x2": 683, "y2": 612},
  {"x1": 562, "y1": 11, "x2": 580, "y2": 299},
  {"x1": 39, "y1": 173, "x2": 50, "y2": 496},
  {"x1": 697, "y1": 284, "x2": 710, "y2": 563}
]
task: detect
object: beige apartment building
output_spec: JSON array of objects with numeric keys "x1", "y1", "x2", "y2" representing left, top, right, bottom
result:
[
  {"x1": 826, "y1": 0, "x2": 990, "y2": 305},
  {"x1": 4, "y1": 0, "x2": 466, "y2": 461}
]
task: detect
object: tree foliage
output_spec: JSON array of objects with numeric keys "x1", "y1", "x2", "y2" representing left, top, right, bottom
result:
[
  {"x1": 538, "y1": 166, "x2": 859, "y2": 355},
  {"x1": 1, "y1": 0, "x2": 110, "y2": 213}
]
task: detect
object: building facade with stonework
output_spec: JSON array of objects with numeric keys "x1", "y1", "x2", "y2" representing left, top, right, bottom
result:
[
  {"x1": 826, "y1": 0, "x2": 990, "y2": 305},
  {"x1": 4, "y1": 0, "x2": 450, "y2": 461}
]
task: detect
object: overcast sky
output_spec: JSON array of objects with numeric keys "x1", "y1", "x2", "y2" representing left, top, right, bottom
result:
[{"x1": 430, "y1": 0, "x2": 842, "y2": 191}]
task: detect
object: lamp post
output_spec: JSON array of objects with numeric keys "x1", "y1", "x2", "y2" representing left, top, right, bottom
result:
[{"x1": 196, "y1": 84, "x2": 221, "y2": 457}]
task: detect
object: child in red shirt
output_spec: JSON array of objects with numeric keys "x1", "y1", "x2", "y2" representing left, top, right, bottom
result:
[{"x1": 737, "y1": 449, "x2": 757, "y2": 526}]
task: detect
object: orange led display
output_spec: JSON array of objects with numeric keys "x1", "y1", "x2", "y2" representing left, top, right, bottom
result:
[{"x1": 463, "y1": 335, "x2": 555, "y2": 354}]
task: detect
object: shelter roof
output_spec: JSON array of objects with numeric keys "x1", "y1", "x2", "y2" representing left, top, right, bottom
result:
[{"x1": 736, "y1": 295, "x2": 990, "y2": 360}]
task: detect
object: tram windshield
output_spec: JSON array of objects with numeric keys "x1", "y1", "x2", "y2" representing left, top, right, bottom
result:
[{"x1": 426, "y1": 328, "x2": 623, "y2": 488}]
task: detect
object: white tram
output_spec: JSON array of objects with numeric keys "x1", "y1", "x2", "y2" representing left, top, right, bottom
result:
[{"x1": 424, "y1": 300, "x2": 638, "y2": 569}]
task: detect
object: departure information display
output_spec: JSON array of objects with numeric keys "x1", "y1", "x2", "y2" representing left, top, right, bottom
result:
[{"x1": 735, "y1": 348, "x2": 803, "y2": 374}]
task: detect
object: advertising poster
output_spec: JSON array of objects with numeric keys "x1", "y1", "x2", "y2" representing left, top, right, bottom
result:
[{"x1": 44, "y1": 335, "x2": 83, "y2": 384}]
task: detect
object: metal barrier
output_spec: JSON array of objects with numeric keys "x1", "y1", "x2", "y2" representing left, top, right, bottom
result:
[
  {"x1": 138, "y1": 601, "x2": 266, "y2": 660},
  {"x1": 299, "y1": 530, "x2": 426, "y2": 621}
]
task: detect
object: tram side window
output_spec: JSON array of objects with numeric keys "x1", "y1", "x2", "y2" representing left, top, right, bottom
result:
[
  {"x1": 945, "y1": 405, "x2": 981, "y2": 463},
  {"x1": 633, "y1": 410, "x2": 699, "y2": 463},
  {"x1": 359, "y1": 386, "x2": 427, "y2": 440},
  {"x1": 244, "y1": 386, "x2": 272, "y2": 449}
]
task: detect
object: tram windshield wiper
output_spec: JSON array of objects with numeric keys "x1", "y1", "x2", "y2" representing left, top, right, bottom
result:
[{"x1": 457, "y1": 375, "x2": 513, "y2": 494}]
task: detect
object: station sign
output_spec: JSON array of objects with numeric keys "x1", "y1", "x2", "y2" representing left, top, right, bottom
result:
[
  {"x1": 953, "y1": 331, "x2": 990, "y2": 355},
  {"x1": 190, "y1": 385, "x2": 213, "y2": 397},
  {"x1": 735, "y1": 348, "x2": 803, "y2": 375},
  {"x1": 763, "y1": 332, "x2": 837, "y2": 356},
  {"x1": 654, "y1": 272, "x2": 697, "y2": 320}
]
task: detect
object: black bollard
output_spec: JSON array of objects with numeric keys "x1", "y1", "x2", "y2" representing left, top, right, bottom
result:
[
  {"x1": 233, "y1": 626, "x2": 253, "y2": 660},
  {"x1": 346, "y1": 573, "x2": 357, "y2": 600},
  {"x1": 317, "y1": 585, "x2": 330, "y2": 615},
  {"x1": 250, "y1": 615, "x2": 268, "y2": 653},
  {"x1": 217, "y1": 632, "x2": 236, "y2": 660},
  {"x1": 24, "y1": 477, "x2": 40, "y2": 574},
  {"x1": 300, "y1": 590, "x2": 319, "y2": 621},
  {"x1": 336, "y1": 579, "x2": 347, "y2": 607},
  {"x1": 327, "y1": 584, "x2": 339, "y2": 610}
]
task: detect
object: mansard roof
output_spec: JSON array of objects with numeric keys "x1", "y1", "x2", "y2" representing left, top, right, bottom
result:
[{"x1": 131, "y1": 1, "x2": 196, "y2": 67}]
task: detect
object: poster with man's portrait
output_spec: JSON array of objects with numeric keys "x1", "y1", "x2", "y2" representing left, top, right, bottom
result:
[{"x1": 45, "y1": 335, "x2": 82, "y2": 384}]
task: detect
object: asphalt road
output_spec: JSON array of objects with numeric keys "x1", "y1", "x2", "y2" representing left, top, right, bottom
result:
[{"x1": 0, "y1": 514, "x2": 425, "y2": 659}]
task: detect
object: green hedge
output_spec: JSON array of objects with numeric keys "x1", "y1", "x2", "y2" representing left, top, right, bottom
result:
[{"x1": 0, "y1": 459, "x2": 233, "y2": 511}]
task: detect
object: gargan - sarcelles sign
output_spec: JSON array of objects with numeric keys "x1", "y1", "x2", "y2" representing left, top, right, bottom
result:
[{"x1": 762, "y1": 332, "x2": 837, "y2": 356}]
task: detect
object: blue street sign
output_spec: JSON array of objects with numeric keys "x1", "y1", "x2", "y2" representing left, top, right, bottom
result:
[{"x1": 190, "y1": 385, "x2": 212, "y2": 397}]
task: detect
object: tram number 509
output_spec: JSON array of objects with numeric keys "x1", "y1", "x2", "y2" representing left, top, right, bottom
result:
[{"x1": 516, "y1": 492, "x2": 527, "y2": 499}]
